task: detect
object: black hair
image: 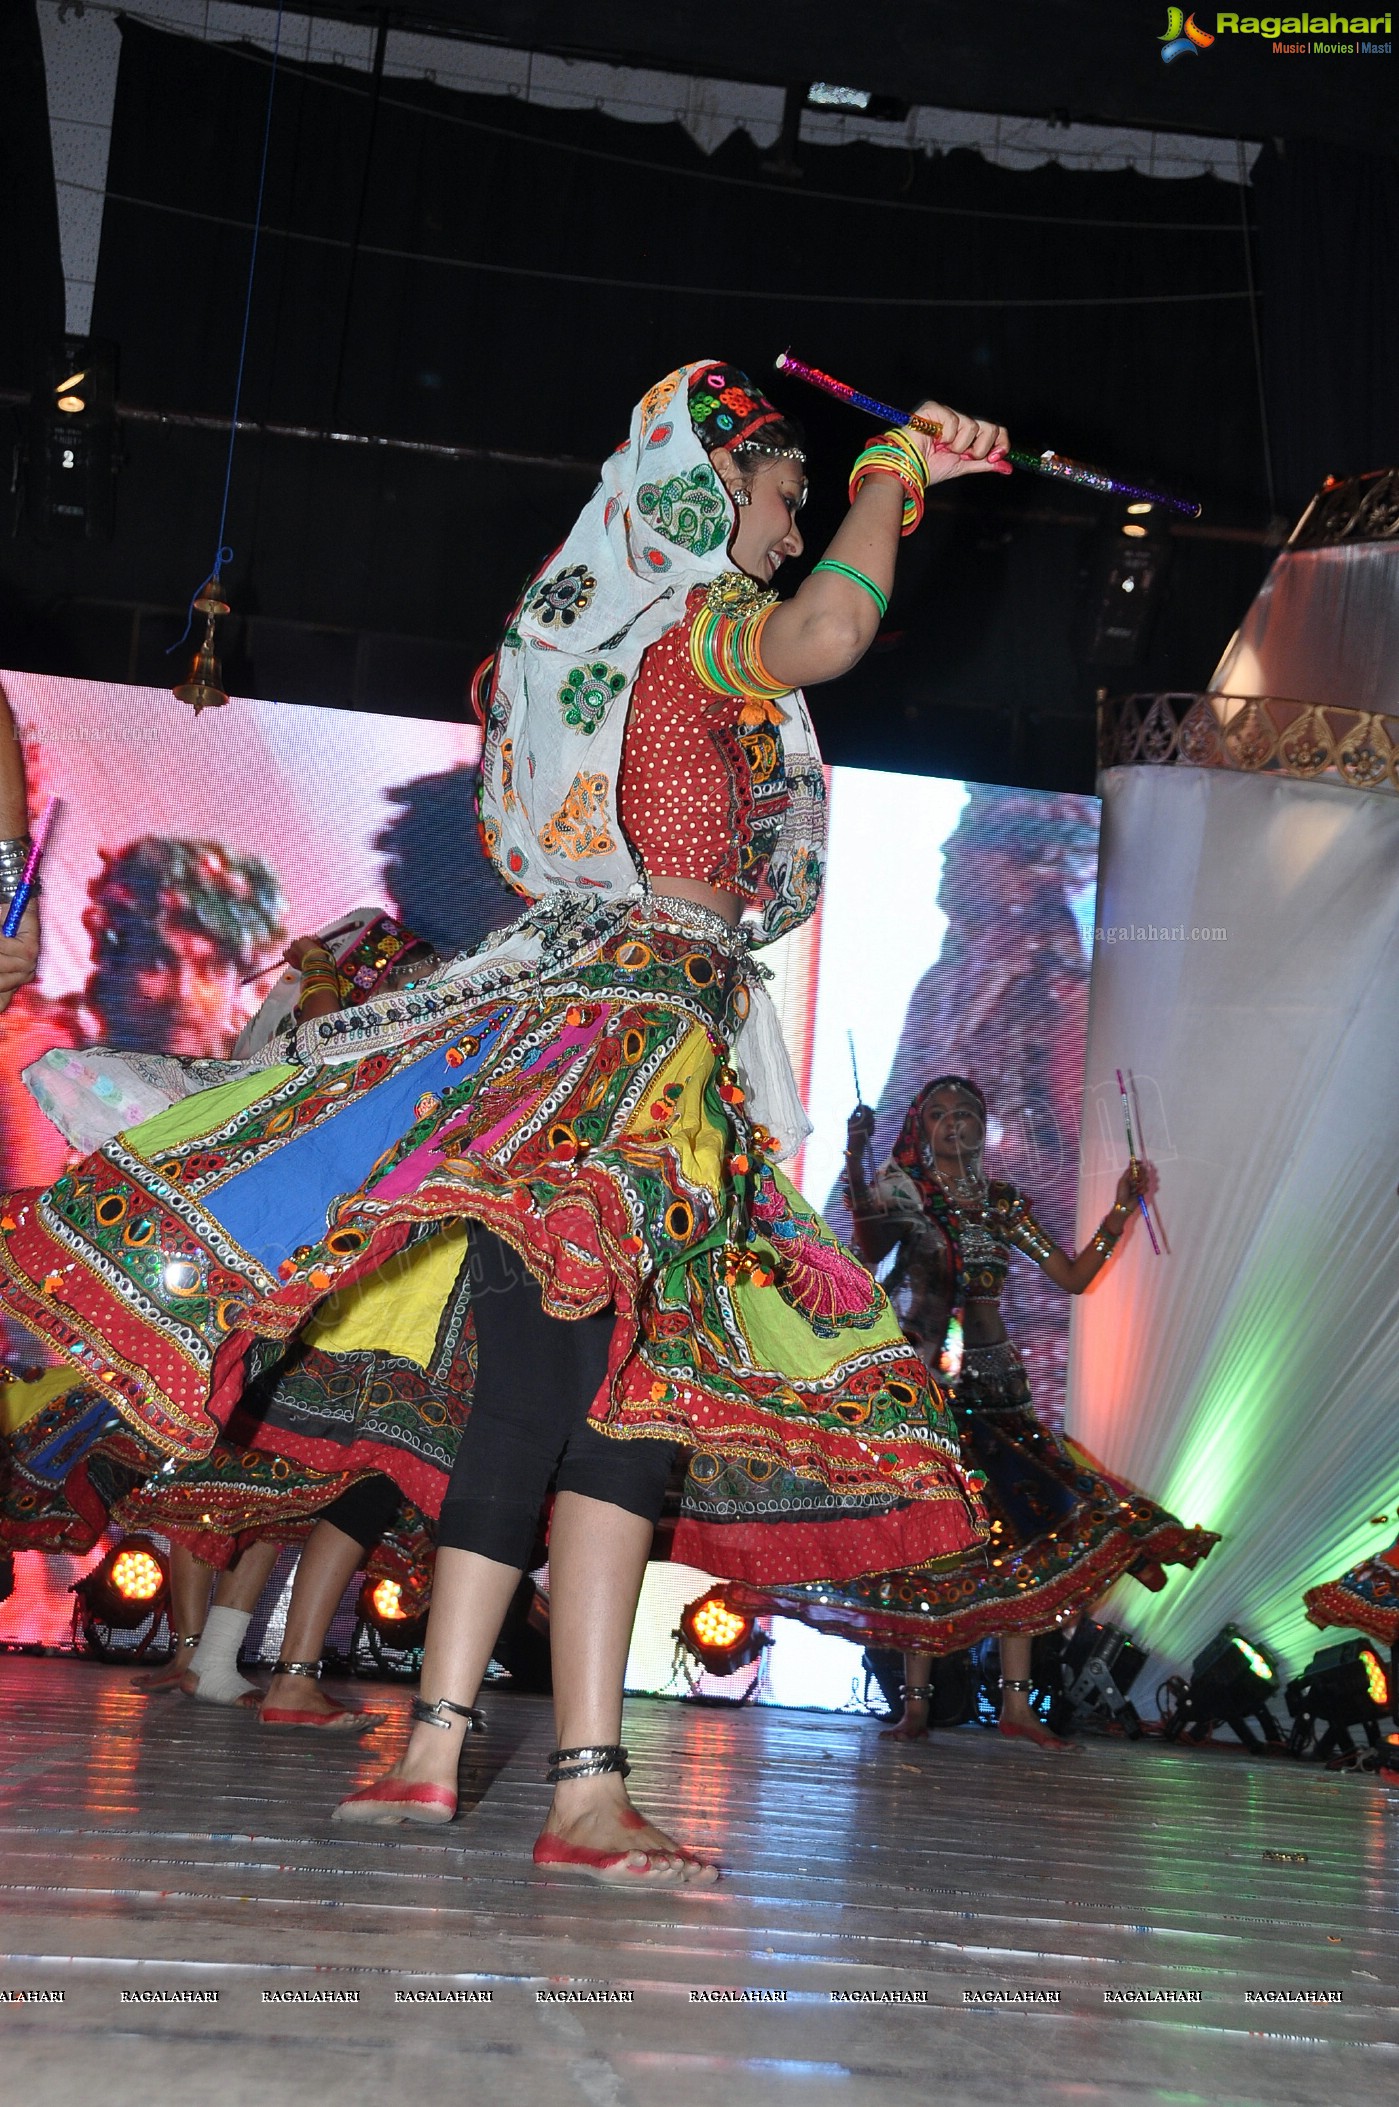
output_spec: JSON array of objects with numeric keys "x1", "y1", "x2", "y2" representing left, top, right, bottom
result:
[{"x1": 729, "y1": 415, "x2": 807, "y2": 465}]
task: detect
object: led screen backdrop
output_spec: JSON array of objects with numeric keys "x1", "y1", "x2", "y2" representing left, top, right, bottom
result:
[{"x1": 0, "y1": 672, "x2": 1099, "y2": 1710}]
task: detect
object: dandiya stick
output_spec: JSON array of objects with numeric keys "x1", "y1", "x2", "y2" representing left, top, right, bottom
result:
[
  {"x1": 846, "y1": 1030, "x2": 874, "y2": 1195},
  {"x1": 847, "y1": 1028, "x2": 866, "y2": 1108},
  {"x1": 775, "y1": 350, "x2": 1202, "y2": 517},
  {"x1": 1116, "y1": 1067, "x2": 1161, "y2": 1254},
  {"x1": 240, "y1": 912, "x2": 370, "y2": 984},
  {"x1": 2, "y1": 796, "x2": 58, "y2": 940}
]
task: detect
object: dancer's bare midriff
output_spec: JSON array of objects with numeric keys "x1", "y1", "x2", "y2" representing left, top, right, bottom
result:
[{"x1": 647, "y1": 876, "x2": 743, "y2": 929}]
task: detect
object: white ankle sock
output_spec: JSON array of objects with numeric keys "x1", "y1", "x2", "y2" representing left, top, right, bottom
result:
[{"x1": 186, "y1": 1606, "x2": 259, "y2": 1704}]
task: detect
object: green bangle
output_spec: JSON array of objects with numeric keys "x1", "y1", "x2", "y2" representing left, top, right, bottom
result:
[{"x1": 811, "y1": 558, "x2": 889, "y2": 619}]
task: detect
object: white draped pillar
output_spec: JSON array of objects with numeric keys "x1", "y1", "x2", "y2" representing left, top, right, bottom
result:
[{"x1": 1068, "y1": 762, "x2": 1399, "y2": 1689}]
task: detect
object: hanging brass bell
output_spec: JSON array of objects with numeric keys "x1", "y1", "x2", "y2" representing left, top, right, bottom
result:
[
  {"x1": 173, "y1": 608, "x2": 229, "y2": 714},
  {"x1": 192, "y1": 572, "x2": 231, "y2": 617}
]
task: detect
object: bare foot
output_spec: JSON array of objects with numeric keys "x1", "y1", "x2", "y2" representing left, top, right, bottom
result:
[
  {"x1": 132, "y1": 1646, "x2": 198, "y2": 1694},
  {"x1": 260, "y1": 1672, "x2": 381, "y2": 1729},
  {"x1": 540, "y1": 1775, "x2": 719, "y2": 1884},
  {"x1": 383, "y1": 1725, "x2": 461, "y2": 1792},
  {"x1": 880, "y1": 1704, "x2": 930, "y2": 1742},
  {"x1": 261, "y1": 1671, "x2": 343, "y2": 1719}
]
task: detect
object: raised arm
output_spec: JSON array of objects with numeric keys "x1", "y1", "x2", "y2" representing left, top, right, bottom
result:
[
  {"x1": 1021, "y1": 1163, "x2": 1150, "y2": 1295},
  {"x1": 284, "y1": 935, "x2": 344, "y2": 1023},
  {"x1": 842, "y1": 1104, "x2": 912, "y2": 1267},
  {"x1": 759, "y1": 402, "x2": 1009, "y2": 690}
]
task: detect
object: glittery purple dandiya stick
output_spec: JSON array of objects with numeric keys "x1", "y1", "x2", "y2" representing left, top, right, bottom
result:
[{"x1": 774, "y1": 351, "x2": 1201, "y2": 517}]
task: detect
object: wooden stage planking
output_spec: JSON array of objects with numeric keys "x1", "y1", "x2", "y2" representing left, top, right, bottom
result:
[{"x1": 0, "y1": 1658, "x2": 1395, "y2": 2107}]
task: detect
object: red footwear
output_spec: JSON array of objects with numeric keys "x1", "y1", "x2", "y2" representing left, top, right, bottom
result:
[
  {"x1": 332, "y1": 1777, "x2": 457, "y2": 1825},
  {"x1": 998, "y1": 1718, "x2": 1081, "y2": 1753},
  {"x1": 261, "y1": 1701, "x2": 387, "y2": 1734},
  {"x1": 533, "y1": 1829, "x2": 720, "y2": 1885}
]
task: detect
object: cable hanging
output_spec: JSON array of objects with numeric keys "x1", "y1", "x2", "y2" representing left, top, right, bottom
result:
[{"x1": 168, "y1": 0, "x2": 286, "y2": 680}]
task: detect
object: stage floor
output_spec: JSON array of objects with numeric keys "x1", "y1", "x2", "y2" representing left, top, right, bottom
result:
[{"x1": 0, "y1": 1659, "x2": 1394, "y2": 2106}]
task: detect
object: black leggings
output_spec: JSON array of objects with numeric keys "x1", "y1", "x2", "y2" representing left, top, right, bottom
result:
[
  {"x1": 318, "y1": 1473, "x2": 402, "y2": 1551},
  {"x1": 436, "y1": 1226, "x2": 677, "y2": 1568}
]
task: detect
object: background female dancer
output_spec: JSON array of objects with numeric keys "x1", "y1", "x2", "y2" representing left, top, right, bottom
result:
[
  {"x1": 727, "y1": 1075, "x2": 1218, "y2": 1748},
  {"x1": 2, "y1": 928, "x2": 473, "y2": 1727},
  {"x1": 851, "y1": 1076, "x2": 1216, "y2": 1745},
  {"x1": 0, "y1": 360, "x2": 1003, "y2": 1882}
]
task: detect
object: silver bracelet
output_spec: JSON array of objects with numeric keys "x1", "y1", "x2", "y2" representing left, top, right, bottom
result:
[{"x1": 0, "y1": 839, "x2": 32, "y2": 896}]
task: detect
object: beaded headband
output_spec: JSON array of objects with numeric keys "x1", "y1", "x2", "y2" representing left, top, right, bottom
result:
[
  {"x1": 734, "y1": 438, "x2": 808, "y2": 464},
  {"x1": 735, "y1": 437, "x2": 809, "y2": 508}
]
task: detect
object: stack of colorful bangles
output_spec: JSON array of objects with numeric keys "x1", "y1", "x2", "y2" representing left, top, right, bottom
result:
[
  {"x1": 809, "y1": 428, "x2": 933, "y2": 618},
  {"x1": 295, "y1": 947, "x2": 342, "y2": 1016},
  {"x1": 849, "y1": 428, "x2": 930, "y2": 535}
]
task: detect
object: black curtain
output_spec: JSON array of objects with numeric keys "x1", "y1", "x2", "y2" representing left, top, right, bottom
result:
[
  {"x1": 14, "y1": 19, "x2": 1394, "y2": 778},
  {"x1": 1252, "y1": 140, "x2": 1399, "y2": 516},
  {"x1": 85, "y1": 23, "x2": 1267, "y2": 621},
  {"x1": 0, "y1": 1, "x2": 64, "y2": 391}
]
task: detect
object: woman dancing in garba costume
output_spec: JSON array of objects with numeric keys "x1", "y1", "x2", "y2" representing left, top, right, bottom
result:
[
  {"x1": 730, "y1": 1076, "x2": 1218, "y2": 1750},
  {"x1": 0, "y1": 361, "x2": 1003, "y2": 1880}
]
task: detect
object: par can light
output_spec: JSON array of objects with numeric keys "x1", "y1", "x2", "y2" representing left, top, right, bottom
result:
[
  {"x1": 1285, "y1": 1639, "x2": 1394, "y2": 1762},
  {"x1": 71, "y1": 1533, "x2": 171, "y2": 1659},
  {"x1": 1058, "y1": 1617, "x2": 1147, "y2": 1738},
  {"x1": 1159, "y1": 1622, "x2": 1285, "y2": 1751},
  {"x1": 676, "y1": 1589, "x2": 771, "y2": 1680},
  {"x1": 354, "y1": 1572, "x2": 429, "y2": 1652}
]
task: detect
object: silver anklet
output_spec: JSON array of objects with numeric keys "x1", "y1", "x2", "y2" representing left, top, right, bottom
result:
[
  {"x1": 274, "y1": 1659, "x2": 322, "y2": 1679},
  {"x1": 411, "y1": 1695, "x2": 485, "y2": 1733},
  {"x1": 547, "y1": 1743, "x2": 630, "y2": 1783}
]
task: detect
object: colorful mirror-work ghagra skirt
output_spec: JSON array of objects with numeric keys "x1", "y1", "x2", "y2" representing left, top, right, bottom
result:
[{"x1": 0, "y1": 895, "x2": 985, "y2": 1587}]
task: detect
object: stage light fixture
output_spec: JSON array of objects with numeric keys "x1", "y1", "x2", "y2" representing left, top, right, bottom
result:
[
  {"x1": 808, "y1": 81, "x2": 871, "y2": 108},
  {"x1": 28, "y1": 336, "x2": 118, "y2": 541},
  {"x1": 1080, "y1": 502, "x2": 1172, "y2": 663},
  {"x1": 1285, "y1": 1640, "x2": 1394, "y2": 1762},
  {"x1": 805, "y1": 82, "x2": 909, "y2": 120},
  {"x1": 1058, "y1": 1617, "x2": 1147, "y2": 1737},
  {"x1": 354, "y1": 1572, "x2": 428, "y2": 1653},
  {"x1": 110, "y1": 1545, "x2": 165, "y2": 1604},
  {"x1": 1159, "y1": 1623, "x2": 1285, "y2": 1751},
  {"x1": 71, "y1": 1533, "x2": 171, "y2": 1659},
  {"x1": 676, "y1": 1589, "x2": 771, "y2": 1679}
]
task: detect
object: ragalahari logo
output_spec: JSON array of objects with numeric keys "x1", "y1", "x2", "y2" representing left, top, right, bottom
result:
[{"x1": 1160, "y1": 8, "x2": 1217, "y2": 56}]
